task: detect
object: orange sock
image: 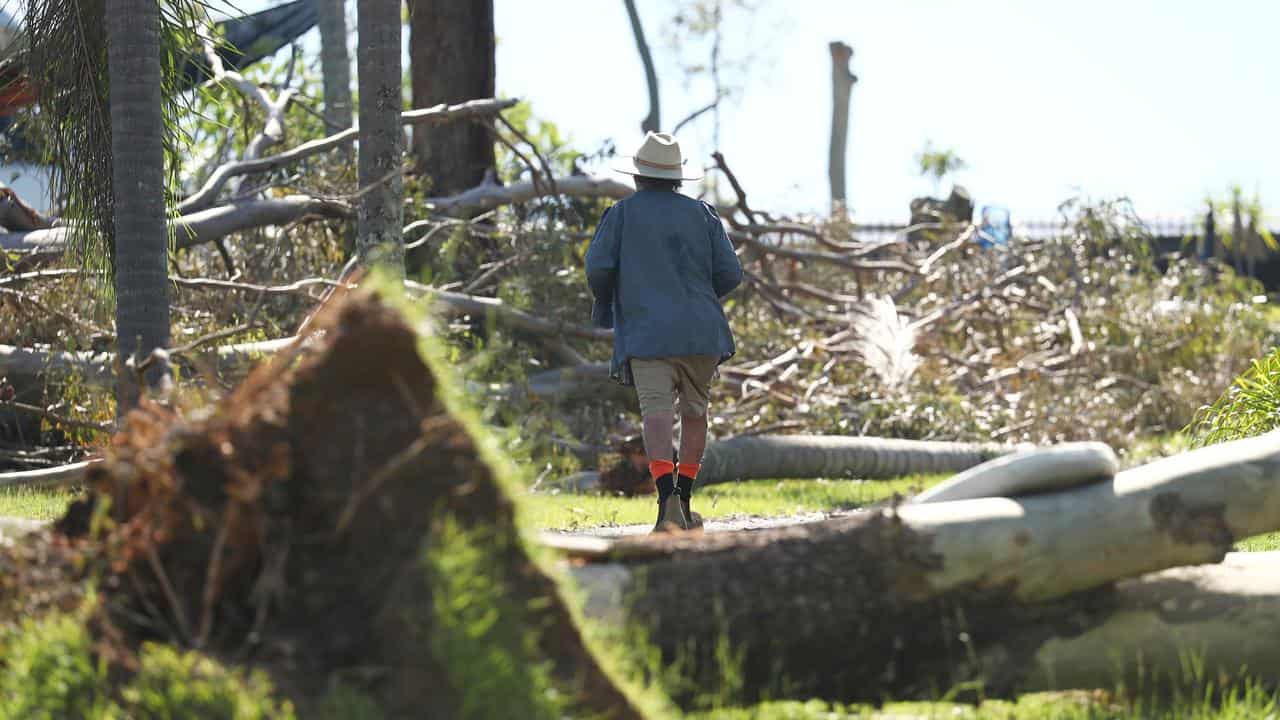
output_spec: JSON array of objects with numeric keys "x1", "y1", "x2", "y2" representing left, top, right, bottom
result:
[
  {"x1": 677, "y1": 462, "x2": 700, "y2": 479},
  {"x1": 649, "y1": 459, "x2": 676, "y2": 480}
]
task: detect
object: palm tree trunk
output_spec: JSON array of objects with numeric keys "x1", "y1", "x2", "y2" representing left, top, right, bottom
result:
[
  {"x1": 107, "y1": 0, "x2": 170, "y2": 411},
  {"x1": 356, "y1": 0, "x2": 404, "y2": 273},
  {"x1": 317, "y1": 0, "x2": 354, "y2": 132}
]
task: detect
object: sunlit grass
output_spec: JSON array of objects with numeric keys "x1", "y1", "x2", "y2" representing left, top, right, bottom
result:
[
  {"x1": 0, "y1": 486, "x2": 79, "y2": 521},
  {"x1": 691, "y1": 685, "x2": 1280, "y2": 719},
  {"x1": 524, "y1": 475, "x2": 946, "y2": 531},
  {"x1": 1235, "y1": 532, "x2": 1280, "y2": 552}
]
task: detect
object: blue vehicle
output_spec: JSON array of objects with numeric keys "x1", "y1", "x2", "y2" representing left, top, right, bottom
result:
[{"x1": 977, "y1": 205, "x2": 1011, "y2": 249}]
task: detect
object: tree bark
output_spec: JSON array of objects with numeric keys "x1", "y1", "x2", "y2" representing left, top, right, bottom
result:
[
  {"x1": 698, "y1": 433, "x2": 1009, "y2": 485},
  {"x1": 564, "y1": 430, "x2": 1280, "y2": 704},
  {"x1": 357, "y1": 0, "x2": 405, "y2": 273},
  {"x1": 828, "y1": 41, "x2": 855, "y2": 217},
  {"x1": 107, "y1": 0, "x2": 171, "y2": 412},
  {"x1": 407, "y1": 0, "x2": 495, "y2": 193},
  {"x1": 623, "y1": 0, "x2": 660, "y2": 134},
  {"x1": 316, "y1": 0, "x2": 354, "y2": 132}
]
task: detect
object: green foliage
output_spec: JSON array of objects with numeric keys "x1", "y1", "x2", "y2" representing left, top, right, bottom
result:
[
  {"x1": 916, "y1": 140, "x2": 967, "y2": 186},
  {"x1": 121, "y1": 643, "x2": 296, "y2": 719},
  {"x1": 1186, "y1": 346, "x2": 1280, "y2": 447},
  {"x1": 423, "y1": 516, "x2": 567, "y2": 720},
  {"x1": 316, "y1": 684, "x2": 385, "y2": 720},
  {"x1": 0, "y1": 611, "x2": 294, "y2": 719},
  {"x1": 0, "y1": 612, "x2": 114, "y2": 720}
]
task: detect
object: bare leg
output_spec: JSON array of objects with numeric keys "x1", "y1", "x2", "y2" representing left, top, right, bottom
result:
[
  {"x1": 678, "y1": 413, "x2": 708, "y2": 465},
  {"x1": 642, "y1": 411, "x2": 675, "y2": 463}
]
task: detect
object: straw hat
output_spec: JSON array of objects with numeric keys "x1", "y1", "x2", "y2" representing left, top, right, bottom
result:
[{"x1": 613, "y1": 131, "x2": 702, "y2": 181}]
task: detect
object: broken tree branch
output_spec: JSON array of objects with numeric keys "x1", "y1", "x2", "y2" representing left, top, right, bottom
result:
[
  {"x1": 0, "y1": 196, "x2": 351, "y2": 255},
  {"x1": 421, "y1": 174, "x2": 633, "y2": 216},
  {"x1": 179, "y1": 98, "x2": 519, "y2": 214}
]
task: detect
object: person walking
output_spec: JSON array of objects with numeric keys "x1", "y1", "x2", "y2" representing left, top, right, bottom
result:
[{"x1": 586, "y1": 131, "x2": 743, "y2": 532}]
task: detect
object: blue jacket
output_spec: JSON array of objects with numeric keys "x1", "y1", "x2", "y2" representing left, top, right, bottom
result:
[{"x1": 585, "y1": 189, "x2": 743, "y2": 386}]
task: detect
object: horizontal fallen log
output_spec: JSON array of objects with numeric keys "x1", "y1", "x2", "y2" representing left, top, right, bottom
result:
[
  {"x1": 421, "y1": 174, "x2": 634, "y2": 215},
  {"x1": 0, "y1": 459, "x2": 96, "y2": 488},
  {"x1": 0, "y1": 336, "x2": 302, "y2": 387},
  {"x1": 0, "y1": 196, "x2": 351, "y2": 255},
  {"x1": 698, "y1": 433, "x2": 1011, "y2": 485},
  {"x1": 911, "y1": 441, "x2": 1117, "y2": 504},
  {"x1": 180, "y1": 98, "x2": 519, "y2": 213},
  {"x1": 563, "y1": 430, "x2": 1280, "y2": 703},
  {"x1": 543, "y1": 433, "x2": 1015, "y2": 492}
]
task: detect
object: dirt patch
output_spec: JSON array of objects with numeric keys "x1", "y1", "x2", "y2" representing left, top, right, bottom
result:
[{"x1": 10, "y1": 289, "x2": 641, "y2": 718}]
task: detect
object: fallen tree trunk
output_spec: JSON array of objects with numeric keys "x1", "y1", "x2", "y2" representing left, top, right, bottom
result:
[
  {"x1": 698, "y1": 433, "x2": 1011, "y2": 484},
  {"x1": 0, "y1": 460, "x2": 96, "y2": 489},
  {"x1": 911, "y1": 441, "x2": 1117, "y2": 504},
  {"x1": 563, "y1": 430, "x2": 1280, "y2": 704},
  {"x1": 0, "y1": 196, "x2": 351, "y2": 255},
  {"x1": 546, "y1": 433, "x2": 1016, "y2": 493}
]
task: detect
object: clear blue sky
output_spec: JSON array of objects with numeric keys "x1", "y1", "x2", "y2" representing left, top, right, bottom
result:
[{"x1": 227, "y1": 1, "x2": 1279, "y2": 223}]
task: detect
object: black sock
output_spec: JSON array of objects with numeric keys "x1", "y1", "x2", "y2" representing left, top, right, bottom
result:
[
  {"x1": 655, "y1": 473, "x2": 676, "y2": 502},
  {"x1": 676, "y1": 474, "x2": 694, "y2": 502}
]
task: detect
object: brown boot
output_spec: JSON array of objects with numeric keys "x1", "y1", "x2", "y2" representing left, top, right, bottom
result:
[
  {"x1": 676, "y1": 474, "x2": 703, "y2": 532},
  {"x1": 651, "y1": 473, "x2": 688, "y2": 533}
]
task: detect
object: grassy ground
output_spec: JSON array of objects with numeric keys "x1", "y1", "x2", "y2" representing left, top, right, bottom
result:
[
  {"x1": 523, "y1": 475, "x2": 946, "y2": 531},
  {"x1": 690, "y1": 688, "x2": 1280, "y2": 719},
  {"x1": 0, "y1": 486, "x2": 79, "y2": 521}
]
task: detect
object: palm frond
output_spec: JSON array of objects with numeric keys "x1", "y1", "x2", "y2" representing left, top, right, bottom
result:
[
  {"x1": 850, "y1": 294, "x2": 919, "y2": 390},
  {"x1": 16, "y1": 0, "x2": 211, "y2": 288}
]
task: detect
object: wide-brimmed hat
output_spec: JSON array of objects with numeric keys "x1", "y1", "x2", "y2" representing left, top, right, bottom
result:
[{"x1": 613, "y1": 131, "x2": 702, "y2": 181}]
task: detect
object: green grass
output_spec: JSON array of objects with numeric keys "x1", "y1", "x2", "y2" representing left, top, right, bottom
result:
[
  {"x1": 0, "y1": 486, "x2": 78, "y2": 521},
  {"x1": 1235, "y1": 532, "x2": 1280, "y2": 552},
  {"x1": 523, "y1": 475, "x2": 946, "y2": 531},
  {"x1": 691, "y1": 687, "x2": 1280, "y2": 719}
]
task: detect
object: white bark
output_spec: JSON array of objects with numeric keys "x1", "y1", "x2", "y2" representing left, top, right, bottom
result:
[
  {"x1": 422, "y1": 175, "x2": 633, "y2": 215},
  {"x1": 911, "y1": 441, "x2": 1117, "y2": 504},
  {"x1": 0, "y1": 196, "x2": 351, "y2": 255}
]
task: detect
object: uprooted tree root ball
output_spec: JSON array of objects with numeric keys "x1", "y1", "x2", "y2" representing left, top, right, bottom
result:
[{"x1": 3, "y1": 288, "x2": 644, "y2": 718}]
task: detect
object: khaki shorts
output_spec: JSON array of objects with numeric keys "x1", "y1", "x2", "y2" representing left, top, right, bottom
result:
[{"x1": 631, "y1": 356, "x2": 719, "y2": 417}]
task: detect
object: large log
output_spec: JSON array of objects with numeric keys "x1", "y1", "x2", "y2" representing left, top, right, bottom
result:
[
  {"x1": 563, "y1": 430, "x2": 1280, "y2": 703},
  {"x1": 911, "y1": 441, "x2": 1117, "y2": 504},
  {"x1": 698, "y1": 433, "x2": 1010, "y2": 485}
]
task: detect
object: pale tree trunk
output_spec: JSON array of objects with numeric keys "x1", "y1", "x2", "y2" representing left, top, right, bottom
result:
[
  {"x1": 566, "y1": 430, "x2": 1280, "y2": 705},
  {"x1": 356, "y1": 0, "x2": 404, "y2": 273},
  {"x1": 623, "y1": 0, "x2": 660, "y2": 134},
  {"x1": 317, "y1": 0, "x2": 354, "y2": 132},
  {"x1": 828, "y1": 41, "x2": 855, "y2": 218},
  {"x1": 406, "y1": 0, "x2": 495, "y2": 194},
  {"x1": 107, "y1": 0, "x2": 171, "y2": 412}
]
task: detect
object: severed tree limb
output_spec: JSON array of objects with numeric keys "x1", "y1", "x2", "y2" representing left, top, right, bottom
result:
[
  {"x1": 562, "y1": 430, "x2": 1280, "y2": 704},
  {"x1": 0, "y1": 459, "x2": 97, "y2": 488},
  {"x1": 421, "y1": 174, "x2": 633, "y2": 216},
  {"x1": 0, "y1": 196, "x2": 352, "y2": 255},
  {"x1": 179, "y1": 98, "x2": 519, "y2": 214}
]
